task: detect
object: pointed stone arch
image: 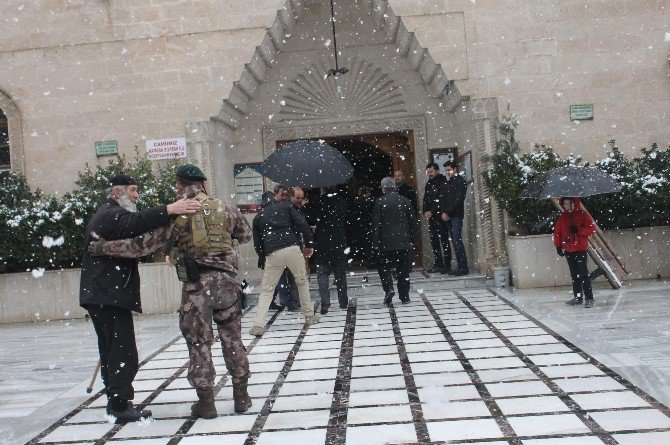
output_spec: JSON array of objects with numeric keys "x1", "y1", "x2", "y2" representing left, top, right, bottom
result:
[
  {"x1": 0, "y1": 89, "x2": 25, "y2": 174},
  {"x1": 210, "y1": 0, "x2": 468, "y2": 131}
]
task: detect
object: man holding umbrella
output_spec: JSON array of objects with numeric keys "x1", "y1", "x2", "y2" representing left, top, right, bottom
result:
[
  {"x1": 554, "y1": 197, "x2": 596, "y2": 307},
  {"x1": 520, "y1": 165, "x2": 624, "y2": 304}
]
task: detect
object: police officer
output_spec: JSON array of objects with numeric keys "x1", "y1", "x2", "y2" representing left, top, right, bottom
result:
[
  {"x1": 164, "y1": 164, "x2": 254, "y2": 418},
  {"x1": 88, "y1": 164, "x2": 254, "y2": 419}
]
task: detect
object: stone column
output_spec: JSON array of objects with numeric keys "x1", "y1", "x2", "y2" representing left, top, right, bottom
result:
[{"x1": 469, "y1": 97, "x2": 508, "y2": 276}]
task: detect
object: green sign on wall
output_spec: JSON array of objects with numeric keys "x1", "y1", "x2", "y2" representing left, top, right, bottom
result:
[
  {"x1": 570, "y1": 104, "x2": 594, "y2": 121},
  {"x1": 95, "y1": 140, "x2": 118, "y2": 157}
]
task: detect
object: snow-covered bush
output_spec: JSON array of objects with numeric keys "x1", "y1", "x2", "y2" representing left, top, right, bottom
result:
[
  {"x1": 485, "y1": 115, "x2": 670, "y2": 235},
  {"x1": 0, "y1": 154, "x2": 178, "y2": 274}
]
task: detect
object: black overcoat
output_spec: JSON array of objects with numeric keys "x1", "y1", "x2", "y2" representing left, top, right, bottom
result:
[
  {"x1": 422, "y1": 174, "x2": 447, "y2": 214},
  {"x1": 371, "y1": 192, "x2": 417, "y2": 251},
  {"x1": 79, "y1": 199, "x2": 169, "y2": 313},
  {"x1": 311, "y1": 193, "x2": 348, "y2": 265}
]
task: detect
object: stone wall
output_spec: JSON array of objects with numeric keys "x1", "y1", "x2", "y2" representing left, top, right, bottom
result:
[{"x1": 1, "y1": 0, "x2": 667, "y2": 195}]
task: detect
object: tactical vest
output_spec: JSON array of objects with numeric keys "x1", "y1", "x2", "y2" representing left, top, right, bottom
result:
[{"x1": 175, "y1": 192, "x2": 232, "y2": 254}]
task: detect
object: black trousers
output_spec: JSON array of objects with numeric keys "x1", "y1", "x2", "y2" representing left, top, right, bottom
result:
[
  {"x1": 428, "y1": 216, "x2": 451, "y2": 270},
  {"x1": 87, "y1": 305, "x2": 139, "y2": 403},
  {"x1": 565, "y1": 251, "x2": 593, "y2": 300},
  {"x1": 377, "y1": 249, "x2": 412, "y2": 301},
  {"x1": 316, "y1": 260, "x2": 348, "y2": 308}
]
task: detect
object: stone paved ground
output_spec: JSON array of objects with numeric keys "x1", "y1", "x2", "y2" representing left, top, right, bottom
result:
[{"x1": 18, "y1": 284, "x2": 670, "y2": 445}]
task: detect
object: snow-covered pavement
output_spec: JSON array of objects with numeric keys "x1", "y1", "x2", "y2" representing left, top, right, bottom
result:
[{"x1": 7, "y1": 282, "x2": 670, "y2": 444}]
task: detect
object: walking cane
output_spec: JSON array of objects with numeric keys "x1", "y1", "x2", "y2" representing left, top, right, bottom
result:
[{"x1": 86, "y1": 360, "x2": 101, "y2": 394}]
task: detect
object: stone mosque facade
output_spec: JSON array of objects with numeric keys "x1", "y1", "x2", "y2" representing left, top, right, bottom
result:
[{"x1": 1, "y1": 0, "x2": 668, "y2": 276}]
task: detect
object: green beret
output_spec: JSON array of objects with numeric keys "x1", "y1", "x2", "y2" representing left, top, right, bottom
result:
[{"x1": 175, "y1": 164, "x2": 207, "y2": 181}]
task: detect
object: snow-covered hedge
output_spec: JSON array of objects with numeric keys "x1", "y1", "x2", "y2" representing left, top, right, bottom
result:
[
  {"x1": 0, "y1": 155, "x2": 178, "y2": 274},
  {"x1": 484, "y1": 113, "x2": 670, "y2": 235}
]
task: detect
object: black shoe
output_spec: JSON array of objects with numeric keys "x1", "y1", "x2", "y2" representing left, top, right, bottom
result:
[
  {"x1": 565, "y1": 297, "x2": 583, "y2": 306},
  {"x1": 400, "y1": 298, "x2": 411, "y2": 304},
  {"x1": 339, "y1": 303, "x2": 348, "y2": 309},
  {"x1": 320, "y1": 305, "x2": 329, "y2": 315},
  {"x1": 108, "y1": 401, "x2": 152, "y2": 423},
  {"x1": 426, "y1": 267, "x2": 442, "y2": 274},
  {"x1": 269, "y1": 301, "x2": 283, "y2": 310},
  {"x1": 383, "y1": 292, "x2": 395, "y2": 307},
  {"x1": 454, "y1": 269, "x2": 469, "y2": 276},
  {"x1": 584, "y1": 299, "x2": 595, "y2": 308},
  {"x1": 443, "y1": 269, "x2": 455, "y2": 275}
]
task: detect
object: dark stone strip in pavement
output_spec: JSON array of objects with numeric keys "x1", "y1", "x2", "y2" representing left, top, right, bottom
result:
[
  {"x1": 388, "y1": 303, "x2": 431, "y2": 443},
  {"x1": 488, "y1": 287, "x2": 670, "y2": 421},
  {"x1": 242, "y1": 319, "x2": 312, "y2": 445},
  {"x1": 421, "y1": 294, "x2": 522, "y2": 445},
  {"x1": 325, "y1": 303, "x2": 357, "y2": 445},
  {"x1": 24, "y1": 332, "x2": 184, "y2": 445},
  {"x1": 456, "y1": 290, "x2": 619, "y2": 445}
]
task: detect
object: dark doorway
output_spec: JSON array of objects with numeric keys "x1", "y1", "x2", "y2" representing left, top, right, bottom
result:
[{"x1": 277, "y1": 131, "x2": 421, "y2": 269}]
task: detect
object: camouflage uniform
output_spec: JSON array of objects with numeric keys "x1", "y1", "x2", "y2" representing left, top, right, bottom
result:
[
  {"x1": 165, "y1": 184, "x2": 252, "y2": 391},
  {"x1": 99, "y1": 185, "x2": 252, "y2": 390}
]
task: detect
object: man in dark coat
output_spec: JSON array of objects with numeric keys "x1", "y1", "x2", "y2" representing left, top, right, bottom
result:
[
  {"x1": 372, "y1": 177, "x2": 417, "y2": 306},
  {"x1": 440, "y1": 161, "x2": 469, "y2": 276},
  {"x1": 423, "y1": 162, "x2": 451, "y2": 274},
  {"x1": 251, "y1": 185, "x2": 319, "y2": 336},
  {"x1": 311, "y1": 187, "x2": 348, "y2": 314},
  {"x1": 394, "y1": 169, "x2": 418, "y2": 213},
  {"x1": 79, "y1": 174, "x2": 200, "y2": 422}
]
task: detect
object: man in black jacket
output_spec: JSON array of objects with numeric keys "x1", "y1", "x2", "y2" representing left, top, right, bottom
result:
[
  {"x1": 250, "y1": 186, "x2": 319, "y2": 336},
  {"x1": 79, "y1": 174, "x2": 200, "y2": 422},
  {"x1": 394, "y1": 169, "x2": 418, "y2": 213},
  {"x1": 311, "y1": 187, "x2": 348, "y2": 314},
  {"x1": 440, "y1": 161, "x2": 469, "y2": 275},
  {"x1": 423, "y1": 162, "x2": 451, "y2": 274},
  {"x1": 372, "y1": 177, "x2": 417, "y2": 306}
]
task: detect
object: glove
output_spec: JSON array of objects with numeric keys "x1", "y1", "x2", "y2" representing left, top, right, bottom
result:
[
  {"x1": 569, "y1": 225, "x2": 578, "y2": 234},
  {"x1": 556, "y1": 247, "x2": 565, "y2": 257},
  {"x1": 88, "y1": 237, "x2": 106, "y2": 256}
]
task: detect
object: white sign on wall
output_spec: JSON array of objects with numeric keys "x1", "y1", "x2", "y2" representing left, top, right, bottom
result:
[{"x1": 146, "y1": 137, "x2": 187, "y2": 160}]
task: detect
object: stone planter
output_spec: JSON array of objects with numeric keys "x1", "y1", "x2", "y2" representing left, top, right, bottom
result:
[
  {"x1": 0, "y1": 263, "x2": 182, "y2": 324},
  {"x1": 507, "y1": 226, "x2": 670, "y2": 289}
]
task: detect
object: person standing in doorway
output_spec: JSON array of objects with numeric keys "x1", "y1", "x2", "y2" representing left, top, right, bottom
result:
[
  {"x1": 440, "y1": 161, "x2": 469, "y2": 276},
  {"x1": 554, "y1": 197, "x2": 596, "y2": 307},
  {"x1": 372, "y1": 177, "x2": 417, "y2": 306},
  {"x1": 394, "y1": 169, "x2": 418, "y2": 213},
  {"x1": 311, "y1": 187, "x2": 348, "y2": 314},
  {"x1": 423, "y1": 162, "x2": 451, "y2": 274}
]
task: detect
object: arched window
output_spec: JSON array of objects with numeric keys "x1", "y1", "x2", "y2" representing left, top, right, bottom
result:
[
  {"x1": 0, "y1": 107, "x2": 9, "y2": 169},
  {"x1": 0, "y1": 90, "x2": 24, "y2": 174}
]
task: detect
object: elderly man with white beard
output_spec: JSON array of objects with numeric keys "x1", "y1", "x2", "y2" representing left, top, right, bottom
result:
[{"x1": 79, "y1": 174, "x2": 200, "y2": 422}]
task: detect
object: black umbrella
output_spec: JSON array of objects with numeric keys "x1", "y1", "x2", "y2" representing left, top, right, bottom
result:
[
  {"x1": 262, "y1": 140, "x2": 354, "y2": 188},
  {"x1": 520, "y1": 166, "x2": 622, "y2": 199}
]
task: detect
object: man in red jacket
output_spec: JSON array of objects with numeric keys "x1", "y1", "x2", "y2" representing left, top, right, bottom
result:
[{"x1": 553, "y1": 197, "x2": 596, "y2": 307}]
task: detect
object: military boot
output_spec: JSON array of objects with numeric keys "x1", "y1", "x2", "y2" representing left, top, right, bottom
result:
[
  {"x1": 233, "y1": 379, "x2": 253, "y2": 413},
  {"x1": 191, "y1": 389, "x2": 217, "y2": 419}
]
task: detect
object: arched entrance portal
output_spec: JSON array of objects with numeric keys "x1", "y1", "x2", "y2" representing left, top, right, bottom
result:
[{"x1": 198, "y1": 0, "x2": 509, "y2": 279}]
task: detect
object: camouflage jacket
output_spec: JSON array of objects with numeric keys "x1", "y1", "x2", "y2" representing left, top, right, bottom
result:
[
  {"x1": 164, "y1": 185, "x2": 252, "y2": 274},
  {"x1": 100, "y1": 185, "x2": 252, "y2": 274}
]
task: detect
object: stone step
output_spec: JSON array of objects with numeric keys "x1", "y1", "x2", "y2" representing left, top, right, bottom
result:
[{"x1": 243, "y1": 271, "x2": 488, "y2": 306}]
